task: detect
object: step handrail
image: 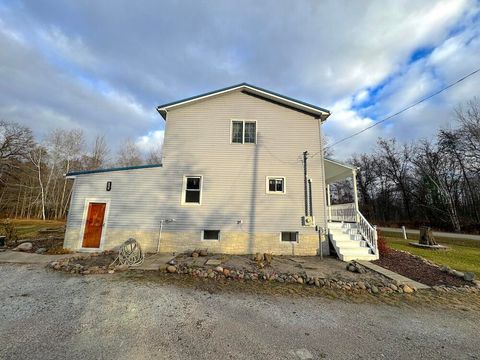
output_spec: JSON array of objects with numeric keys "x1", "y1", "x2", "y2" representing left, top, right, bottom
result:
[{"x1": 356, "y1": 210, "x2": 378, "y2": 254}]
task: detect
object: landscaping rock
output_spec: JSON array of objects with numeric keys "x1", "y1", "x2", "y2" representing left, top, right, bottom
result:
[
  {"x1": 346, "y1": 261, "x2": 367, "y2": 274},
  {"x1": 108, "y1": 269, "x2": 115, "y2": 274},
  {"x1": 215, "y1": 266, "x2": 223, "y2": 273},
  {"x1": 449, "y1": 269, "x2": 465, "y2": 278},
  {"x1": 223, "y1": 268, "x2": 230, "y2": 277},
  {"x1": 35, "y1": 247, "x2": 47, "y2": 254},
  {"x1": 389, "y1": 284, "x2": 398, "y2": 291},
  {"x1": 440, "y1": 265, "x2": 450, "y2": 272},
  {"x1": 371, "y1": 285, "x2": 379, "y2": 294},
  {"x1": 14, "y1": 242, "x2": 33, "y2": 252},
  {"x1": 191, "y1": 252, "x2": 199, "y2": 258},
  {"x1": 166, "y1": 265, "x2": 177, "y2": 273},
  {"x1": 199, "y1": 249, "x2": 208, "y2": 257},
  {"x1": 114, "y1": 264, "x2": 129, "y2": 272},
  {"x1": 402, "y1": 285, "x2": 414, "y2": 294},
  {"x1": 297, "y1": 277, "x2": 304, "y2": 284},
  {"x1": 158, "y1": 264, "x2": 167, "y2": 272},
  {"x1": 463, "y1": 272, "x2": 476, "y2": 282}
]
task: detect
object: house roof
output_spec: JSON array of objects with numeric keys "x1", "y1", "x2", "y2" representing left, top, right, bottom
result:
[
  {"x1": 156, "y1": 83, "x2": 331, "y2": 120},
  {"x1": 324, "y1": 158, "x2": 357, "y2": 184},
  {"x1": 65, "y1": 164, "x2": 162, "y2": 177}
]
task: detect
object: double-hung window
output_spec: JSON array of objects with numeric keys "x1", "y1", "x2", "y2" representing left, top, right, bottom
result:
[
  {"x1": 231, "y1": 120, "x2": 256, "y2": 144},
  {"x1": 266, "y1": 177, "x2": 286, "y2": 194},
  {"x1": 183, "y1": 176, "x2": 202, "y2": 204}
]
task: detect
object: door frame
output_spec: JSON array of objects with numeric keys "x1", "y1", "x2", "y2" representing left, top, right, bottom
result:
[{"x1": 78, "y1": 198, "x2": 111, "y2": 252}]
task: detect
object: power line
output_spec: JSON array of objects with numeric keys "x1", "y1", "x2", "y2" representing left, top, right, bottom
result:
[{"x1": 325, "y1": 66, "x2": 480, "y2": 150}]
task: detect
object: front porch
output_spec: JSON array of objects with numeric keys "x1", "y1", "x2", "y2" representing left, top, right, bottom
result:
[{"x1": 324, "y1": 158, "x2": 379, "y2": 260}]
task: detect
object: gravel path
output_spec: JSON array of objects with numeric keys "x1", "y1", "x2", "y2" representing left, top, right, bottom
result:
[{"x1": 1, "y1": 264, "x2": 479, "y2": 360}]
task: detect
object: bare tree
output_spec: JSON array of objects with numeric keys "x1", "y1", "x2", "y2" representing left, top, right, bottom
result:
[
  {"x1": 145, "y1": 144, "x2": 162, "y2": 165},
  {"x1": 375, "y1": 138, "x2": 414, "y2": 221},
  {"x1": 0, "y1": 120, "x2": 35, "y2": 174},
  {"x1": 454, "y1": 97, "x2": 480, "y2": 174},
  {"x1": 413, "y1": 141, "x2": 462, "y2": 232},
  {"x1": 28, "y1": 146, "x2": 47, "y2": 220},
  {"x1": 84, "y1": 134, "x2": 110, "y2": 169},
  {"x1": 116, "y1": 139, "x2": 143, "y2": 167}
]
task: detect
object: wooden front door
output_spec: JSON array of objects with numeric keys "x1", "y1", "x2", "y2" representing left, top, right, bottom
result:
[{"x1": 82, "y1": 202, "x2": 106, "y2": 248}]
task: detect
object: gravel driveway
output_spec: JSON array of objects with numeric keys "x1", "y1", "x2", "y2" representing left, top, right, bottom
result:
[{"x1": 1, "y1": 264, "x2": 479, "y2": 360}]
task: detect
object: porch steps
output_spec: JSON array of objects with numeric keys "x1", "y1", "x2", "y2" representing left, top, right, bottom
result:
[{"x1": 328, "y1": 222, "x2": 378, "y2": 262}]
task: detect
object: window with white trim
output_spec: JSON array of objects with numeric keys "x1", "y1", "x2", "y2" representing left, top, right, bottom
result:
[
  {"x1": 202, "y1": 230, "x2": 220, "y2": 240},
  {"x1": 231, "y1": 120, "x2": 256, "y2": 144},
  {"x1": 281, "y1": 232, "x2": 298, "y2": 242},
  {"x1": 267, "y1": 177, "x2": 285, "y2": 194},
  {"x1": 183, "y1": 176, "x2": 202, "y2": 204}
]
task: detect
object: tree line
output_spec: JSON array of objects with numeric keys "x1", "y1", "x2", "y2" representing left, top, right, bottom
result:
[
  {"x1": 331, "y1": 98, "x2": 480, "y2": 233},
  {"x1": 0, "y1": 123, "x2": 161, "y2": 220}
]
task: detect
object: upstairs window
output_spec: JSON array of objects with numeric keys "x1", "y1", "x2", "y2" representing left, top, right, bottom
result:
[
  {"x1": 231, "y1": 120, "x2": 256, "y2": 144},
  {"x1": 266, "y1": 177, "x2": 286, "y2": 194},
  {"x1": 183, "y1": 176, "x2": 202, "y2": 204}
]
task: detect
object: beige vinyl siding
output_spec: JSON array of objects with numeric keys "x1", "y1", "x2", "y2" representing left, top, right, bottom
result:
[
  {"x1": 162, "y1": 90, "x2": 327, "y2": 233},
  {"x1": 65, "y1": 89, "x2": 328, "y2": 253}
]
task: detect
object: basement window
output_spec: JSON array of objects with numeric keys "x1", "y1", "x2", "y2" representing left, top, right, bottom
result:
[
  {"x1": 267, "y1": 177, "x2": 285, "y2": 194},
  {"x1": 183, "y1": 176, "x2": 202, "y2": 204},
  {"x1": 202, "y1": 230, "x2": 220, "y2": 241},
  {"x1": 231, "y1": 120, "x2": 256, "y2": 144},
  {"x1": 281, "y1": 232, "x2": 298, "y2": 242}
]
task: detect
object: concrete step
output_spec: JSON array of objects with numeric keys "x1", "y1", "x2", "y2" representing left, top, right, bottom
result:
[
  {"x1": 333, "y1": 240, "x2": 369, "y2": 248},
  {"x1": 341, "y1": 253, "x2": 378, "y2": 261},
  {"x1": 327, "y1": 222, "x2": 357, "y2": 229},
  {"x1": 337, "y1": 247, "x2": 372, "y2": 255}
]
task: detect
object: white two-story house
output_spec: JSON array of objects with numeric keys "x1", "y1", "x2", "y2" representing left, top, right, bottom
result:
[{"x1": 64, "y1": 83, "x2": 378, "y2": 261}]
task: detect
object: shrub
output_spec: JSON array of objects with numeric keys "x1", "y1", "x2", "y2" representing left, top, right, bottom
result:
[
  {"x1": 377, "y1": 232, "x2": 391, "y2": 257},
  {"x1": 1, "y1": 219, "x2": 19, "y2": 246}
]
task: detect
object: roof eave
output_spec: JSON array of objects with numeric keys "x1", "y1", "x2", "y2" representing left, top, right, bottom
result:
[{"x1": 156, "y1": 83, "x2": 331, "y2": 121}]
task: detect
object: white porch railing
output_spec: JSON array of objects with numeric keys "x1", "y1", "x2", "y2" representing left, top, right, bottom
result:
[
  {"x1": 357, "y1": 211, "x2": 378, "y2": 254},
  {"x1": 328, "y1": 203, "x2": 356, "y2": 222},
  {"x1": 327, "y1": 202, "x2": 378, "y2": 255}
]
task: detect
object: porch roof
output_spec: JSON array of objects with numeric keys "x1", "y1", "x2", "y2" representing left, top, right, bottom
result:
[{"x1": 324, "y1": 158, "x2": 357, "y2": 184}]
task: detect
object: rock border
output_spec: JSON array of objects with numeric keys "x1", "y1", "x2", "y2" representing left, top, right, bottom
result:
[
  {"x1": 48, "y1": 252, "x2": 479, "y2": 294},
  {"x1": 47, "y1": 251, "x2": 127, "y2": 275}
]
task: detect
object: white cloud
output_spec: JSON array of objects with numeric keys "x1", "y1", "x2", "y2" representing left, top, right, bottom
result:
[{"x1": 135, "y1": 130, "x2": 164, "y2": 152}]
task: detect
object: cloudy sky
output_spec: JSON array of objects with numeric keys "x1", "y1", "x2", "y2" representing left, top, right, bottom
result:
[{"x1": 0, "y1": 0, "x2": 479, "y2": 159}]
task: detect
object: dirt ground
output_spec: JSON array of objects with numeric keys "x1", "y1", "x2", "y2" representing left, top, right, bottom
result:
[{"x1": 374, "y1": 250, "x2": 470, "y2": 287}]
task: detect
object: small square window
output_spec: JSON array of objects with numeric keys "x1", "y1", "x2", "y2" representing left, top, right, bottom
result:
[
  {"x1": 203, "y1": 230, "x2": 220, "y2": 240},
  {"x1": 267, "y1": 177, "x2": 285, "y2": 194},
  {"x1": 281, "y1": 232, "x2": 298, "y2": 242}
]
